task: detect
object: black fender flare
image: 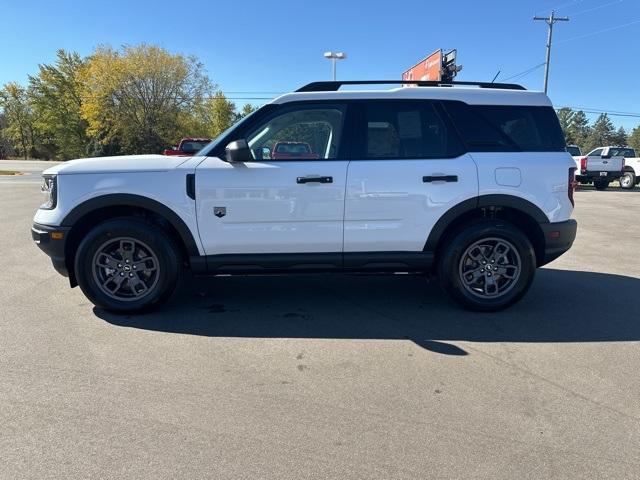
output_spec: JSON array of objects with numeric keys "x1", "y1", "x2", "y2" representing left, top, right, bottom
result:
[
  {"x1": 61, "y1": 193, "x2": 201, "y2": 257},
  {"x1": 424, "y1": 194, "x2": 549, "y2": 252}
]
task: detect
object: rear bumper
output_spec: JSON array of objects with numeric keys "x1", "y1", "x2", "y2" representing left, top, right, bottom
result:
[
  {"x1": 539, "y1": 219, "x2": 577, "y2": 266},
  {"x1": 31, "y1": 223, "x2": 71, "y2": 277},
  {"x1": 577, "y1": 171, "x2": 621, "y2": 182}
]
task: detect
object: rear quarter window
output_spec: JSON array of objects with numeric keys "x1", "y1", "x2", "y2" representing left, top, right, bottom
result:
[{"x1": 443, "y1": 101, "x2": 566, "y2": 152}]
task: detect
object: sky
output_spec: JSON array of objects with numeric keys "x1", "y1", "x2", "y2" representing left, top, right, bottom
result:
[{"x1": 1, "y1": 0, "x2": 639, "y2": 129}]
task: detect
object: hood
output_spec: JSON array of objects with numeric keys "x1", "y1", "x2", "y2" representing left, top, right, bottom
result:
[{"x1": 43, "y1": 154, "x2": 194, "y2": 175}]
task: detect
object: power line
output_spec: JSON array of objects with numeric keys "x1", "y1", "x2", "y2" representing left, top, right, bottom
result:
[
  {"x1": 500, "y1": 62, "x2": 546, "y2": 82},
  {"x1": 556, "y1": 18, "x2": 640, "y2": 44},
  {"x1": 556, "y1": 106, "x2": 640, "y2": 118},
  {"x1": 570, "y1": 0, "x2": 623, "y2": 17}
]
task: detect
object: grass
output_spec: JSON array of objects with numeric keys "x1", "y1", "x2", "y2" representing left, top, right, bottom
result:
[{"x1": 0, "y1": 170, "x2": 21, "y2": 175}]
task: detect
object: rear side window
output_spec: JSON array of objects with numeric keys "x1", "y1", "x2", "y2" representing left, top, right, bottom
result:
[
  {"x1": 609, "y1": 148, "x2": 635, "y2": 157},
  {"x1": 360, "y1": 101, "x2": 464, "y2": 159},
  {"x1": 443, "y1": 101, "x2": 566, "y2": 152},
  {"x1": 588, "y1": 148, "x2": 603, "y2": 157}
]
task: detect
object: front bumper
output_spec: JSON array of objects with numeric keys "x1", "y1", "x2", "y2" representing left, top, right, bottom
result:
[
  {"x1": 539, "y1": 219, "x2": 577, "y2": 266},
  {"x1": 31, "y1": 223, "x2": 71, "y2": 277}
]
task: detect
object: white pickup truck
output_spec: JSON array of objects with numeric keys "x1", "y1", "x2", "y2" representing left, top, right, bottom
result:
[{"x1": 575, "y1": 146, "x2": 640, "y2": 190}]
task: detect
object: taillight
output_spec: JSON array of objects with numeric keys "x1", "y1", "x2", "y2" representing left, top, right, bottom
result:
[
  {"x1": 569, "y1": 167, "x2": 577, "y2": 206},
  {"x1": 580, "y1": 156, "x2": 587, "y2": 172}
]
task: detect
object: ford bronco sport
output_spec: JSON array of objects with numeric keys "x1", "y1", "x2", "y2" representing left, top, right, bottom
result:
[{"x1": 32, "y1": 80, "x2": 577, "y2": 313}]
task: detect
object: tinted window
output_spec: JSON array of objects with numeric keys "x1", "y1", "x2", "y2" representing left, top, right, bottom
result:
[
  {"x1": 361, "y1": 101, "x2": 464, "y2": 159},
  {"x1": 245, "y1": 105, "x2": 344, "y2": 160},
  {"x1": 588, "y1": 148, "x2": 603, "y2": 157},
  {"x1": 444, "y1": 102, "x2": 566, "y2": 152},
  {"x1": 566, "y1": 146, "x2": 581, "y2": 156},
  {"x1": 609, "y1": 148, "x2": 635, "y2": 157}
]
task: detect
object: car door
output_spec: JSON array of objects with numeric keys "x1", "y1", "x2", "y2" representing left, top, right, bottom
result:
[
  {"x1": 344, "y1": 100, "x2": 478, "y2": 255},
  {"x1": 195, "y1": 103, "x2": 349, "y2": 259}
]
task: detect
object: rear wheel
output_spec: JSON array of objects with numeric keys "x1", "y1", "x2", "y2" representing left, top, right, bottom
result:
[
  {"x1": 594, "y1": 180, "x2": 609, "y2": 191},
  {"x1": 437, "y1": 220, "x2": 536, "y2": 311},
  {"x1": 74, "y1": 218, "x2": 181, "y2": 313},
  {"x1": 620, "y1": 171, "x2": 636, "y2": 190}
]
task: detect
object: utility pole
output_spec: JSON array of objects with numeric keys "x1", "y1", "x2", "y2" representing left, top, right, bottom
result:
[{"x1": 533, "y1": 10, "x2": 569, "y2": 93}]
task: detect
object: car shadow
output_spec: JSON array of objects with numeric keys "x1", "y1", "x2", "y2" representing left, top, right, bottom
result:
[{"x1": 95, "y1": 269, "x2": 640, "y2": 355}]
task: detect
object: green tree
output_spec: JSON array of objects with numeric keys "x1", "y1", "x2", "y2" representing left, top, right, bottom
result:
[
  {"x1": 584, "y1": 113, "x2": 615, "y2": 152},
  {"x1": 0, "y1": 82, "x2": 38, "y2": 159},
  {"x1": 556, "y1": 107, "x2": 576, "y2": 144},
  {"x1": 611, "y1": 126, "x2": 628, "y2": 146},
  {"x1": 628, "y1": 126, "x2": 640, "y2": 152},
  {"x1": 80, "y1": 44, "x2": 214, "y2": 154},
  {"x1": 29, "y1": 49, "x2": 89, "y2": 160},
  {"x1": 191, "y1": 91, "x2": 238, "y2": 138},
  {"x1": 571, "y1": 111, "x2": 591, "y2": 150},
  {"x1": 239, "y1": 103, "x2": 256, "y2": 119}
]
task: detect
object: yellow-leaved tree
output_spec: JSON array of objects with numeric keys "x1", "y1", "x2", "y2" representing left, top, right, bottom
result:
[{"x1": 80, "y1": 44, "x2": 213, "y2": 155}]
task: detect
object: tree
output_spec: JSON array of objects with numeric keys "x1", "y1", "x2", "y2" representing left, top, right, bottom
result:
[
  {"x1": 0, "y1": 82, "x2": 38, "y2": 159},
  {"x1": 239, "y1": 103, "x2": 256, "y2": 119},
  {"x1": 557, "y1": 107, "x2": 576, "y2": 144},
  {"x1": 204, "y1": 91, "x2": 237, "y2": 137},
  {"x1": 29, "y1": 49, "x2": 89, "y2": 160},
  {"x1": 571, "y1": 110, "x2": 591, "y2": 150},
  {"x1": 80, "y1": 44, "x2": 214, "y2": 154},
  {"x1": 584, "y1": 113, "x2": 615, "y2": 152},
  {"x1": 628, "y1": 126, "x2": 640, "y2": 152},
  {"x1": 611, "y1": 126, "x2": 628, "y2": 146}
]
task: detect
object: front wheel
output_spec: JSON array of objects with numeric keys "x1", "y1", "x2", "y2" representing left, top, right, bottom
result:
[
  {"x1": 594, "y1": 180, "x2": 609, "y2": 191},
  {"x1": 74, "y1": 218, "x2": 181, "y2": 313},
  {"x1": 437, "y1": 220, "x2": 536, "y2": 311},
  {"x1": 620, "y1": 171, "x2": 636, "y2": 190}
]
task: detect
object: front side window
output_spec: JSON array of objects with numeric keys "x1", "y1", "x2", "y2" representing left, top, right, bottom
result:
[
  {"x1": 246, "y1": 105, "x2": 344, "y2": 160},
  {"x1": 361, "y1": 101, "x2": 463, "y2": 159}
]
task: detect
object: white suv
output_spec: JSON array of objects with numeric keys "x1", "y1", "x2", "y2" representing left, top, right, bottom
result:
[{"x1": 32, "y1": 80, "x2": 577, "y2": 312}]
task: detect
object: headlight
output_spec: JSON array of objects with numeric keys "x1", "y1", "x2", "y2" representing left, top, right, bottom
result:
[{"x1": 40, "y1": 175, "x2": 57, "y2": 210}]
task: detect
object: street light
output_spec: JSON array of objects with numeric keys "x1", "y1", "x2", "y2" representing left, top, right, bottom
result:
[{"x1": 323, "y1": 52, "x2": 347, "y2": 81}]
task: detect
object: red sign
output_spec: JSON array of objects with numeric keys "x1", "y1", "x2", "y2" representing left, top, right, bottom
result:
[{"x1": 402, "y1": 50, "x2": 443, "y2": 83}]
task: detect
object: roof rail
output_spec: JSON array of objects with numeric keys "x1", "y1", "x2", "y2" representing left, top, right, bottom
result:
[{"x1": 296, "y1": 80, "x2": 526, "y2": 92}]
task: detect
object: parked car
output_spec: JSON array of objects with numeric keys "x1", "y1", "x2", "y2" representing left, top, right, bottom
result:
[
  {"x1": 32, "y1": 79, "x2": 577, "y2": 313},
  {"x1": 566, "y1": 145, "x2": 582, "y2": 157},
  {"x1": 163, "y1": 137, "x2": 211, "y2": 156},
  {"x1": 271, "y1": 142, "x2": 320, "y2": 160},
  {"x1": 575, "y1": 146, "x2": 638, "y2": 190}
]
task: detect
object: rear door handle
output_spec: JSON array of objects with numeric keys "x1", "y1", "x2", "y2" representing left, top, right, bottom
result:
[
  {"x1": 423, "y1": 175, "x2": 458, "y2": 183},
  {"x1": 297, "y1": 176, "x2": 333, "y2": 184}
]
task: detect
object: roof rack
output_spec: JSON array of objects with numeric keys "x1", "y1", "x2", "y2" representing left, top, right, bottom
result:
[{"x1": 296, "y1": 80, "x2": 526, "y2": 92}]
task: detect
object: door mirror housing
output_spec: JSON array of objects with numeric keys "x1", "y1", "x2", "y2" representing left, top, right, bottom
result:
[{"x1": 225, "y1": 139, "x2": 253, "y2": 163}]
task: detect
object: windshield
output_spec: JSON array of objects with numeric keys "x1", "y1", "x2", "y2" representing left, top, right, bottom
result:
[{"x1": 197, "y1": 109, "x2": 262, "y2": 156}]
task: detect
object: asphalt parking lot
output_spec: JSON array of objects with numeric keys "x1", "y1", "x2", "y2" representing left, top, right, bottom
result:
[{"x1": 1, "y1": 163, "x2": 639, "y2": 479}]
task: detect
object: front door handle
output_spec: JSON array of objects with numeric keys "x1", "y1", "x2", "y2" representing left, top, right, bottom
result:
[
  {"x1": 297, "y1": 176, "x2": 333, "y2": 184},
  {"x1": 423, "y1": 175, "x2": 458, "y2": 183}
]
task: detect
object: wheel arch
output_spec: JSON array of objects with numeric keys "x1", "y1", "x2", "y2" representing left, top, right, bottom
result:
[
  {"x1": 61, "y1": 194, "x2": 200, "y2": 286},
  {"x1": 425, "y1": 194, "x2": 549, "y2": 267}
]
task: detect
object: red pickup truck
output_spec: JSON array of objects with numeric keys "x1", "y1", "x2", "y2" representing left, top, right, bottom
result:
[
  {"x1": 271, "y1": 142, "x2": 320, "y2": 160},
  {"x1": 163, "y1": 137, "x2": 211, "y2": 156}
]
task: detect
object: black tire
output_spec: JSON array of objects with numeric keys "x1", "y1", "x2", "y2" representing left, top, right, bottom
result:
[
  {"x1": 437, "y1": 219, "x2": 536, "y2": 312},
  {"x1": 620, "y1": 171, "x2": 636, "y2": 190},
  {"x1": 594, "y1": 180, "x2": 609, "y2": 191},
  {"x1": 74, "y1": 217, "x2": 181, "y2": 313}
]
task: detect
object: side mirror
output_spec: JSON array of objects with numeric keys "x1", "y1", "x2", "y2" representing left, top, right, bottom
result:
[{"x1": 225, "y1": 139, "x2": 253, "y2": 163}]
